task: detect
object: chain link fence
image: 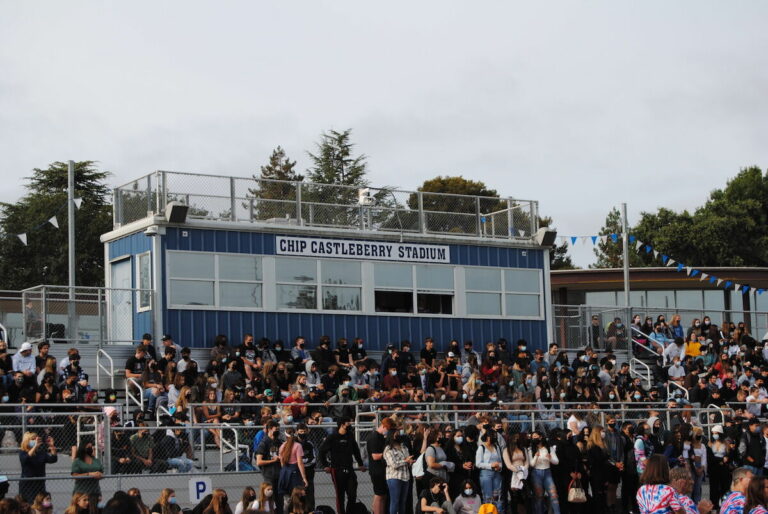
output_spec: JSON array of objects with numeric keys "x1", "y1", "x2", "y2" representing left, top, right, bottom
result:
[{"x1": 112, "y1": 171, "x2": 539, "y2": 241}]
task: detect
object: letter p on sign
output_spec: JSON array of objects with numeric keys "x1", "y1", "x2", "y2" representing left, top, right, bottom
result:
[{"x1": 189, "y1": 476, "x2": 212, "y2": 503}]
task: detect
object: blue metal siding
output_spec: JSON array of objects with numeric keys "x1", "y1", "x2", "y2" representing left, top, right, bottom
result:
[
  {"x1": 108, "y1": 232, "x2": 152, "y2": 260},
  {"x1": 165, "y1": 311, "x2": 548, "y2": 352},
  {"x1": 164, "y1": 228, "x2": 542, "y2": 268}
]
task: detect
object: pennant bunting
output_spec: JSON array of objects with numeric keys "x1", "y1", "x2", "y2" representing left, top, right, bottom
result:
[
  {"x1": 750, "y1": 287, "x2": 757, "y2": 295},
  {"x1": 571, "y1": 236, "x2": 578, "y2": 245},
  {"x1": 611, "y1": 233, "x2": 618, "y2": 243},
  {"x1": 600, "y1": 235, "x2": 608, "y2": 244},
  {"x1": 701, "y1": 273, "x2": 709, "y2": 281},
  {"x1": 685, "y1": 266, "x2": 692, "y2": 276},
  {"x1": 725, "y1": 281, "x2": 732, "y2": 289},
  {"x1": 717, "y1": 279, "x2": 724, "y2": 286},
  {"x1": 662, "y1": 255, "x2": 669, "y2": 265},
  {"x1": 691, "y1": 269, "x2": 700, "y2": 277},
  {"x1": 635, "y1": 241, "x2": 643, "y2": 251},
  {"x1": 653, "y1": 250, "x2": 659, "y2": 259},
  {"x1": 580, "y1": 236, "x2": 588, "y2": 244},
  {"x1": 645, "y1": 245, "x2": 652, "y2": 254},
  {"x1": 591, "y1": 236, "x2": 597, "y2": 245},
  {"x1": 48, "y1": 216, "x2": 59, "y2": 229},
  {"x1": 668, "y1": 259, "x2": 676, "y2": 267},
  {"x1": 17, "y1": 233, "x2": 27, "y2": 245},
  {"x1": 709, "y1": 276, "x2": 716, "y2": 284},
  {"x1": 629, "y1": 235, "x2": 636, "y2": 244},
  {"x1": 677, "y1": 263, "x2": 684, "y2": 272},
  {"x1": 759, "y1": 289, "x2": 765, "y2": 295},
  {"x1": 734, "y1": 283, "x2": 741, "y2": 291},
  {"x1": 74, "y1": 198, "x2": 83, "y2": 209},
  {"x1": 518, "y1": 229, "x2": 526, "y2": 237}
]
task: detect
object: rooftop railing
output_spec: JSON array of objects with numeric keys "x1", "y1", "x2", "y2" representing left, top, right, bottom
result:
[{"x1": 112, "y1": 170, "x2": 539, "y2": 241}]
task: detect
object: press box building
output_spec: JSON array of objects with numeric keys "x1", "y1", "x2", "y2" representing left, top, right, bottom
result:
[{"x1": 100, "y1": 171, "x2": 556, "y2": 351}]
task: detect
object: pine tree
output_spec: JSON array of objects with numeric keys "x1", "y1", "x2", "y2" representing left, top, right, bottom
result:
[
  {"x1": 248, "y1": 146, "x2": 303, "y2": 220},
  {"x1": 592, "y1": 207, "x2": 645, "y2": 269}
]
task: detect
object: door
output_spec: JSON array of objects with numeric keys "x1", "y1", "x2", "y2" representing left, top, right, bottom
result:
[{"x1": 109, "y1": 259, "x2": 134, "y2": 343}]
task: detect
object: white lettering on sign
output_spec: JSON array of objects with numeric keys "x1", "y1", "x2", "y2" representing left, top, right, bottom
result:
[{"x1": 276, "y1": 236, "x2": 450, "y2": 263}]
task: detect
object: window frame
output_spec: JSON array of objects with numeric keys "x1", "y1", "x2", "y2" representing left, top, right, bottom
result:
[
  {"x1": 135, "y1": 251, "x2": 152, "y2": 312},
  {"x1": 464, "y1": 266, "x2": 544, "y2": 320}
]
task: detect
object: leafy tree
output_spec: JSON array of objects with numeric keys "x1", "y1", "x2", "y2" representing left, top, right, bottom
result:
[
  {"x1": 0, "y1": 161, "x2": 112, "y2": 288},
  {"x1": 591, "y1": 207, "x2": 645, "y2": 268},
  {"x1": 247, "y1": 146, "x2": 304, "y2": 220},
  {"x1": 304, "y1": 129, "x2": 374, "y2": 227}
]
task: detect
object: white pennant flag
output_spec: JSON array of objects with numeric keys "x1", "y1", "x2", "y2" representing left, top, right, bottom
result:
[
  {"x1": 667, "y1": 259, "x2": 676, "y2": 267},
  {"x1": 717, "y1": 279, "x2": 724, "y2": 286},
  {"x1": 685, "y1": 266, "x2": 692, "y2": 276},
  {"x1": 653, "y1": 250, "x2": 659, "y2": 259},
  {"x1": 599, "y1": 235, "x2": 608, "y2": 244},
  {"x1": 734, "y1": 283, "x2": 741, "y2": 291},
  {"x1": 701, "y1": 273, "x2": 709, "y2": 282},
  {"x1": 74, "y1": 197, "x2": 83, "y2": 209},
  {"x1": 580, "y1": 236, "x2": 588, "y2": 244},
  {"x1": 635, "y1": 240, "x2": 643, "y2": 251},
  {"x1": 518, "y1": 229, "x2": 526, "y2": 237},
  {"x1": 48, "y1": 216, "x2": 59, "y2": 229},
  {"x1": 17, "y1": 233, "x2": 27, "y2": 245},
  {"x1": 752, "y1": 287, "x2": 757, "y2": 294}
]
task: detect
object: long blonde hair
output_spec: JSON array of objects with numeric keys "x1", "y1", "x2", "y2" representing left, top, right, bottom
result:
[
  {"x1": 63, "y1": 493, "x2": 89, "y2": 514},
  {"x1": 20, "y1": 431, "x2": 38, "y2": 452},
  {"x1": 257, "y1": 483, "x2": 275, "y2": 513},
  {"x1": 158, "y1": 488, "x2": 175, "y2": 514},
  {"x1": 31, "y1": 492, "x2": 52, "y2": 514},
  {"x1": 586, "y1": 425, "x2": 606, "y2": 450},
  {"x1": 203, "y1": 489, "x2": 228, "y2": 514}
]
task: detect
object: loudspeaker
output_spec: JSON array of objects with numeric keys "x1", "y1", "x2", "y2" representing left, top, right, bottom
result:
[
  {"x1": 165, "y1": 201, "x2": 189, "y2": 224},
  {"x1": 535, "y1": 227, "x2": 557, "y2": 247}
]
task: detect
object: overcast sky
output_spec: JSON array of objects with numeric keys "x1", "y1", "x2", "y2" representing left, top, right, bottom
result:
[{"x1": 2, "y1": 1, "x2": 767, "y2": 267}]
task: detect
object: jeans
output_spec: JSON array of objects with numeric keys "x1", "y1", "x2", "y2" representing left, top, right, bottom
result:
[
  {"x1": 387, "y1": 479, "x2": 410, "y2": 514},
  {"x1": 530, "y1": 468, "x2": 560, "y2": 514},
  {"x1": 479, "y1": 469, "x2": 502, "y2": 508},
  {"x1": 167, "y1": 456, "x2": 194, "y2": 473}
]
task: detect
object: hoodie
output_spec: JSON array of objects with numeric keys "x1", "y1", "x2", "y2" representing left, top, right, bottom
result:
[{"x1": 305, "y1": 360, "x2": 321, "y2": 386}]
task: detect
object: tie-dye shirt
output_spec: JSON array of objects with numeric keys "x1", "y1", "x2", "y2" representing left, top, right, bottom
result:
[
  {"x1": 720, "y1": 491, "x2": 746, "y2": 514},
  {"x1": 748, "y1": 506, "x2": 768, "y2": 514},
  {"x1": 637, "y1": 484, "x2": 683, "y2": 514},
  {"x1": 676, "y1": 492, "x2": 698, "y2": 513}
]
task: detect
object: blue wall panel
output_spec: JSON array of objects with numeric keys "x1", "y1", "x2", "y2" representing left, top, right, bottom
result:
[
  {"x1": 108, "y1": 232, "x2": 152, "y2": 260},
  {"x1": 165, "y1": 310, "x2": 547, "y2": 352},
  {"x1": 164, "y1": 228, "x2": 543, "y2": 269}
]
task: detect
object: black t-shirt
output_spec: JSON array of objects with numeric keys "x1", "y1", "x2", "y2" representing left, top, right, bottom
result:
[
  {"x1": 125, "y1": 356, "x2": 146, "y2": 376},
  {"x1": 420, "y1": 348, "x2": 437, "y2": 366},
  {"x1": 239, "y1": 344, "x2": 258, "y2": 364},
  {"x1": 367, "y1": 431, "x2": 386, "y2": 475},
  {"x1": 352, "y1": 345, "x2": 367, "y2": 363},
  {"x1": 335, "y1": 346, "x2": 351, "y2": 365},
  {"x1": 256, "y1": 435, "x2": 282, "y2": 482},
  {"x1": 418, "y1": 489, "x2": 448, "y2": 513}
]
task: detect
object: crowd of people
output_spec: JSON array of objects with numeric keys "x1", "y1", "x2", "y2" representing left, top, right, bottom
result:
[{"x1": 0, "y1": 313, "x2": 768, "y2": 514}]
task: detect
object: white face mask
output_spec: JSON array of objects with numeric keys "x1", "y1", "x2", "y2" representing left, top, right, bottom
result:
[{"x1": 390, "y1": 370, "x2": 397, "y2": 376}]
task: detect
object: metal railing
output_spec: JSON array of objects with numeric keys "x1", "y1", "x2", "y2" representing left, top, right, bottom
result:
[
  {"x1": 96, "y1": 348, "x2": 115, "y2": 390},
  {"x1": 629, "y1": 357, "x2": 651, "y2": 388},
  {"x1": 631, "y1": 327, "x2": 662, "y2": 357},
  {"x1": 667, "y1": 380, "x2": 690, "y2": 401},
  {"x1": 112, "y1": 170, "x2": 540, "y2": 241},
  {"x1": 21, "y1": 285, "x2": 153, "y2": 346},
  {"x1": 125, "y1": 378, "x2": 144, "y2": 412}
]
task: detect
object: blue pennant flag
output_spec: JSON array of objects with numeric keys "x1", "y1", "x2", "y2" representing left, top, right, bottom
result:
[
  {"x1": 742, "y1": 286, "x2": 750, "y2": 294},
  {"x1": 691, "y1": 270, "x2": 700, "y2": 277},
  {"x1": 591, "y1": 236, "x2": 597, "y2": 245},
  {"x1": 709, "y1": 276, "x2": 717, "y2": 284},
  {"x1": 759, "y1": 289, "x2": 765, "y2": 295},
  {"x1": 725, "y1": 281, "x2": 732, "y2": 289},
  {"x1": 571, "y1": 236, "x2": 577, "y2": 245},
  {"x1": 677, "y1": 263, "x2": 684, "y2": 272},
  {"x1": 645, "y1": 245, "x2": 652, "y2": 254},
  {"x1": 611, "y1": 233, "x2": 618, "y2": 243},
  {"x1": 662, "y1": 255, "x2": 669, "y2": 265},
  {"x1": 629, "y1": 235, "x2": 636, "y2": 244}
]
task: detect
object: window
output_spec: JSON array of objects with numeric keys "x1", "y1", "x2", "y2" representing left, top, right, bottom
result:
[
  {"x1": 136, "y1": 252, "x2": 151, "y2": 310},
  {"x1": 416, "y1": 265, "x2": 453, "y2": 314},
  {"x1": 168, "y1": 251, "x2": 262, "y2": 308},
  {"x1": 504, "y1": 269, "x2": 541, "y2": 317},
  {"x1": 465, "y1": 266, "x2": 543, "y2": 318},
  {"x1": 374, "y1": 263, "x2": 455, "y2": 314},
  {"x1": 276, "y1": 258, "x2": 318, "y2": 309},
  {"x1": 321, "y1": 261, "x2": 361, "y2": 311},
  {"x1": 466, "y1": 268, "x2": 502, "y2": 315}
]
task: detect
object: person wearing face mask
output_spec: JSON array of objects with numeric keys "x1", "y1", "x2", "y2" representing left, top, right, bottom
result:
[
  {"x1": 586, "y1": 425, "x2": 618, "y2": 511},
  {"x1": 383, "y1": 428, "x2": 415, "y2": 514},
  {"x1": 708, "y1": 425, "x2": 730, "y2": 510},
  {"x1": 152, "y1": 488, "x2": 181, "y2": 514},
  {"x1": 294, "y1": 423, "x2": 318, "y2": 510},
  {"x1": 256, "y1": 420, "x2": 284, "y2": 500},
  {"x1": 248, "y1": 484, "x2": 276, "y2": 514},
  {"x1": 30, "y1": 491, "x2": 53, "y2": 514},
  {"x1": 606, "y1": 317, "x2": 627, "y2": 353},
  {"x1": 383, "y1": 366, "x2": 402, "y2": 391},
  {"x1": 129, "y1": 423, "x2": 168, "y2": 473},
  {"x1": 740, "y1": 419, "x2": 766, "y2": 477},
  {"x1": 318, "y1": 418, "x2": 366, "y2": 514},
  {"x1": 70, "y1": 442, "x2": 103, "y2": 496},
  {"x1": 18, "y1": 432, "x2": 57, "y2": 503},
  {"x1": 451, "y1": 479, "x2": 480, "y2": 514}
]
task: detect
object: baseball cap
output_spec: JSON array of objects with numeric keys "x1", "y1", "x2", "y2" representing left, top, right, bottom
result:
[
  {"x1": 447, "y1": 352, "x2": 455, "y2": 358},
  {"x1": 20, "y1": 342, "x2": 33, "y2": 352},
  {"x1": 712, "y1": 425, "x2": 724, "y2": 434},
  {"x1": 162, "y1": 334, "x2": 172, "y2": 341},
  {"x1": 142, "y1": 333, "x2": 152, "y2": 340},
  {"x1": 264, "y1": 389, "x2": 274, "y2": 396}
]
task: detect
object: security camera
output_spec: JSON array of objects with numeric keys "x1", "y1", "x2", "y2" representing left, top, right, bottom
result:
[{"x1": 144, "y1": 226, "x2": 160, "y2": 237}]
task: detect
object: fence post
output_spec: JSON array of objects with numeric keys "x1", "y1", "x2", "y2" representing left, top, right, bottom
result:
[
  {"x1": 21, "y1": 410, "x2": 27, "y2": 435},
  {"x1": 230, "y1": 177, "x2": 237, "y2": 221},
  {"x1": 147, "y1": 175, "x2": 153, "y2": 215},
  {"x1": 97, "y1": 288, "x2": 104, "y2": 347},
  {"x1": 529, "y1": 201, "x2": 538, "y2": 236},
  {"x1": 104, "y1": 418, "x2": 113, "y2": 475},
  {"x1": 296, "y1": 181, "x2": 303, "y2": 225},
  {"x1": 475, "y1": 197, "x2": 482, "y2": 236},
  {"x1": 418, "y1": 192, "x2": 426, "y2": 233},
  {"x1": 507, "y1": 198, "x2": 514, "y2": 239},
  {"x1": 249, "y1": 198, "x2": 255, "y2": 222}
]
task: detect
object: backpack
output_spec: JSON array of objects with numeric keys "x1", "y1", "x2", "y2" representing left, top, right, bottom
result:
[{"x1": 411, "y1": 453, "x2": 426, "y2": 479}]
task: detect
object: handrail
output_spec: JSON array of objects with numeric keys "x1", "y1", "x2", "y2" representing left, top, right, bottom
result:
[
  {"x1": 96, "y1": 349, "x2": 115, "y2": 390},
  {"x1": 667, "y1": 381, "x2": 690, "y2": 401},
  {"x1": 631, "y1": 327, "x2": 661, "y2": 357},
  {"x1": 219, "y1": 423, "x2": 242, "y2": 472},
  {"x1": 630, "y1": 357, "x2": 652, "y2": 389},
  {"x1": 704, "y1": 403, "x2": 730, "y2": 438},
  {"x1": 156, "y1": 404, "x2": 173, "y2": 423},
  {"x1": 76, "y1": 414, "x2": 101, "y2": 458},
  {"x1": 125, "y1": 378, "x2": 144, "y2": 412}
]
